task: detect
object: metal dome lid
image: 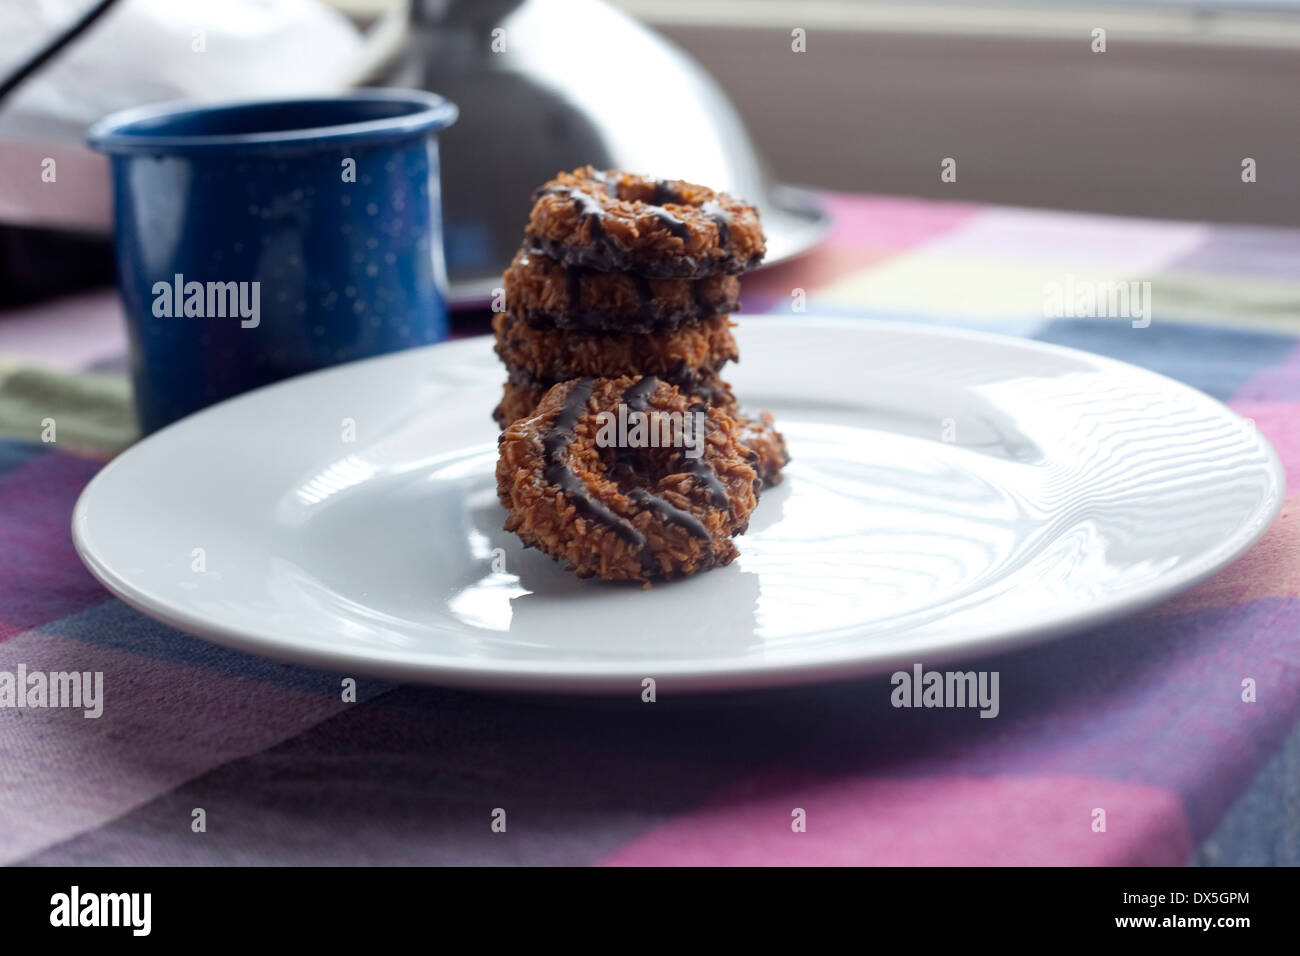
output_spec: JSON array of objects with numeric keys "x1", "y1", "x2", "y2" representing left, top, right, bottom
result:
[{"x1": 372, "y1": 0, "x2": 829, "y2": 306}]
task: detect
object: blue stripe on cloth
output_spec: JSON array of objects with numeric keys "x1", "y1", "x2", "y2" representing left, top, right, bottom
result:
[
  {"x1": 37, "y1": 599, "x2": 395, "y2": 699},
  {"x1": 0, "y1": 438, "x2": 46, "y2": 478},
  {"x1": 1031, "y1": 318, "x2": 1297, "y2": 400},
  {"x1": 1197, "y1": 714, "x2": 1300, "y2": 865}
]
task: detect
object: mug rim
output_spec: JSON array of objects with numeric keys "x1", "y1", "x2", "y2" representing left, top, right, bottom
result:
[{"x1": 86, "y1": 88, "x2": 458, "y2": 155}]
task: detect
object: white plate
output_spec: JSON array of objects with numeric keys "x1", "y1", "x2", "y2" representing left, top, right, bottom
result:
[{"x1": 72, "y1": 318, "x2": 1284, "y2": 694}]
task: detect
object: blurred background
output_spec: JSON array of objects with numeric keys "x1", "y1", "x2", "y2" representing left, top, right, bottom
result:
[
  {"x1": 625, "y1": 0, "x2": 1300, "y2": 224},
  {"x1": 2, "y1": 0, "x2": 1299, "y2": 306}
]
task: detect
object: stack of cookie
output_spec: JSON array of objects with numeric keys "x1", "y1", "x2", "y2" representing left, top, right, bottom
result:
[
  {"x1": 493, "y1": 167, "x2": 788, "y2": 582},
  {"x1": 493, "y1": 166, "x2": 788, "y2": 484}
]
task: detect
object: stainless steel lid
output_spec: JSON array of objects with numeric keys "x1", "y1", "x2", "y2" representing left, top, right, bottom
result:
[{"x1": 373, "y1": 0, "x2": 828, "y2": 306}]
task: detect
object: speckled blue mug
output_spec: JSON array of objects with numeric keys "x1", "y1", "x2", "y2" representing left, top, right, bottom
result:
[{"x1": 87, "y1": 90, "x2": 458, "y2": 434}]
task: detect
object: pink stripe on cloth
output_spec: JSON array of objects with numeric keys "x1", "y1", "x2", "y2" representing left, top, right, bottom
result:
[
  {"x1": 743, "y1": 245, "x2": 900, "y2": 298},
  {"x1": 1143, "y1": 494, "x2": 1298, "y2": 616},
  {"x1": 1230, "y1": 401, "x2": 1300, "y2": 480},
  {"x1": 1146, "y1": 404, "x2": 1296, "y2": 615},
  {"x1": 0, "y1": 289, "x2": 127, "y2": 370},
  {"x1": 598, "y1": 773, "x2": 1192, "y2": 866},
  {"x1": 820, "y1": 192, "x2": 982, "y2": 250},
  {"x1": 0, "y1": 450, "x2": 109, "y2": 641},
  {"x1": 0, "y1": 626, "x2": 352, "y2": 864},
  {"x1": 920, "y1": 206, "x2": 1208, "y2": 273}
]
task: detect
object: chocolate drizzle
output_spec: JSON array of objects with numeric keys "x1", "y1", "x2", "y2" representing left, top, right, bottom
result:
[
  {"x1": 642, "y1": 179, "x2": 691, "y2": 240},
  {"x1": 689, "y1": 378, "x2": 730, "y2": 407},
  {"x1": 527, "y1": 234, "x2": 723, "y2": 279},
  {"x1": 631, "y1": 272, "x2": 654, "y2": 307},
  {"x1": 542, "y1": 379, "x2": 644, "y2": 549},
  {"x1": 528, "y1": 169, "x2": 759, "y2": 278},
  {"x1": 650, "y1": 179, "x2": 682, "y2": 206},
  {"x1": 646, "y1": 206, "x2": 691, "y2": 240},
  {"x1": 560, "y1": 261, "x2": 658, "y2": 317},
  {"x1": 619, "y1": 376, "x2": 728, "y2": 524},
  {"x1": 539, "y1": 377, "x2": 720, "y2": 577},
  {"x1": 622, "y1": 374, "x2": 660, "y2": 412},
  {"x1": 583, "y1": 168, "x2": 687, "y2": 238},
  {"x1": 528, "y1": 258, "x2": 736, "y2": 333},
  {"x1": 565, "y1": 266, "x2": 583, "y2": 310},
  {"x1": 503, "y1": 362, "x2": 716, "y2": 396},
  {"x1": 629, "y1": 489, "x2": 710, "y2": 540},
  {"x1": 680, "y1": 456, "x2": 729, "y2": 509},
  {"x1": 590, "y1": 169, "x2": 620, "y2": 192},
  {"x1": 541, "y1": 184, "x2": 608, "y2": 241},
  {"x1": 691, "y1": 277, "x2": 711, "y2": 310},
  {"x1": 701, "y1": 200, "x2": 732, "y2": 252},
  {"x1": 615, "y1": 377, "x2": 715, "y2": 557}
]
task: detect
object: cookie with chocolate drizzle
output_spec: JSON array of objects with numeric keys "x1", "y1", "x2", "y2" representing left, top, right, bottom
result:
[
  {"x1": 493, "y1": 360, "x2": 734, "y2": 424},
  {"x1": 524, "y1": 167, "x2": 766, "y2": 278},
  {"x1": 494, "y1": 367, "x2": 789, "y2": 487},
  {"x1": 492, "y1": 309, "x2": 737, "y2": 388},
  {"x1": 492, "y1": 362, "x2": 734, "y2": 429},
  {"x1": 496, "y1": 376, "x2": 760, "y2": 582},
  {"x1": 504, "y1": 250, "x2": 740, "y2": 333}
]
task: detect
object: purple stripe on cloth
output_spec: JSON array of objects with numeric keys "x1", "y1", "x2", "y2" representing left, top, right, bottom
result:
[
  {"x1": 0, "y1": 626, "x2": 364, "y2": 864},
  {"x1": 606, "y1": 596, "x2": 1297, "y2": 864},
  {"x1": 0, "y1": 449, "x2": 109, "y2": 641},
  {"x1": 921, "y1": 206, "x2": 1208, "y2": 272},
  {"x1": 954, "y1": 598, "x2": 1300, "y2": 840},
  {"x1": 0, "y1": 289, "x2": 126, "y2": 370},
  {"x1": 21, "y1": 594, "x2": 1300, "y2": 865},
  {"x1": 1165, "y1": 224, "x2": 1300, "y2": 280},
  {"x1": 20, "y1": 685, "x2": 743, "y2": 865}
]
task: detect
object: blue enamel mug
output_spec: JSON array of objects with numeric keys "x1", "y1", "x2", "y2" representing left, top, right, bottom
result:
[{"x1": 87, "y1": 89, "x2": 458, "y2": 434}]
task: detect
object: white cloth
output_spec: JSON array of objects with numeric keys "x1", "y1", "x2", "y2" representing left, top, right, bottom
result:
[
  {"x1": 0, "y1": 0, "x2": 366, "y2": 141},
  {"x1": 0, "y1": 0, "x2": 368, "y2": 229}
]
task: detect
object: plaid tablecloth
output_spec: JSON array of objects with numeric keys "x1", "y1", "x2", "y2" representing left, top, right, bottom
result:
[{"x1": 1, "y1": 193, "x2": 1297, "y2": 866}]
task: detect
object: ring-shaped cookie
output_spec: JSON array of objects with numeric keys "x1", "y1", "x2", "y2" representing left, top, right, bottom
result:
[
  {"x1": 524, "y1": 167, "x2": 766, "y2": 278},
  {"x1": 496, "y1": 376, "x2": 760, "y2": 582},
  {"x1": 492, "y1": 309, "x2": 737, "y2": 385},
  {"x1": 504, "y1": 250, "x2": 740, "y2": 332}
]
